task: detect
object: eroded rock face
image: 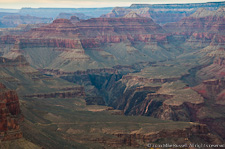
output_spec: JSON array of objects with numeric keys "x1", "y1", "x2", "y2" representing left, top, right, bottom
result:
[
  {"x1": 15, "y1": 38, "x2": 83, "y2": 49},
  {"x1": 24, "y1": 87, "x2": 85, "y2": 98},
  {"x1": 164, "y1": 7, "x2": 225, "y2": 33},
  {"x1": 0, "y1": 35, "x2": 17, "y2": 44},
  {"x1": 194, "y1": 79, "x2": 225, "y2": 105},
  {"x1": 0, "y1": 83, "x2": 23, "y2": 141},
  {"x1": 3, "y1": 15, "x2": 174, "y2": 73},
  {"x1": 75, "y1": 17, "x2": 165, "y2": 36},
  {"x1": 109, "y1": 84, "x2": 204, "y2": 121},
  {"x1": 191, "y1": 79, "x2": 225, "y2": 140},
  {"x1": 25, "y1": 16, "x2": 165, "y2": 39},
  {"x1": 91, "y1": 124, "x2": 223, "y2": 148}
]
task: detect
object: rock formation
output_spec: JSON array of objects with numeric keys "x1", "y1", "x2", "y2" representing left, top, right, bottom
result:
[
  {"x1": 1, "y1": 2, "x2": 225, "y2": 148},
  {"x1": 164, "y1": 7, "x2": 225, "y2": 33},
  {"x1": 0, "y1": 83, "x2": 22, "y2": 141},
  {"x1": 101, "y1": 1, "x2": 225, "y2": 24}
]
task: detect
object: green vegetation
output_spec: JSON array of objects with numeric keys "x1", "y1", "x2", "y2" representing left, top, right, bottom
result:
[
  {"x1": 0, "y1": 64, "x2": 79, "y2": 96},
  {"x1": 20, "y1": 97, "x2": 195, "y2": 148},
  {"x1": 130, "y1": 65, "x2": 190, "y2": 78}
]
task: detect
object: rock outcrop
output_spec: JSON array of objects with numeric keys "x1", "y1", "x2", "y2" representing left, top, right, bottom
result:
[
  {"x1": 8, "y1": 16, "x2": 171, "y2": 73},
  {"x1": 24, "y1": 86, "x2": 85, "y2": 98},
  {"x1": 25, "y1": 16, "x2": 165, "y2": 40},
  {"x1": 0, "y1": 83, "x2": 23, "y2": 141},
  {"x1": 26, "y1": 19, "x2": 78, "y2": 38},
  {"x1": 193, "y1": 79, "x2": 225, "y2": 105},
  {"x1": 75, "y1": 17, "x2": 165, "y2": 36}
]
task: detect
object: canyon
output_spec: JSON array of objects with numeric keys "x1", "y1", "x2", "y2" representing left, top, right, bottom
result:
[{"x1": 0, "y1": 1, "x2": 225, "y2": 148}]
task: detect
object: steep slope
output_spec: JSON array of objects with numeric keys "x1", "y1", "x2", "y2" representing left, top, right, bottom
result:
[
  {"x1": 192, "y1": 79, "x2": 225, "y2": 139},
  {"x1": 0, "y1": 48, "x2": 219, "y2": 149},
  {"x1": 21, "y1": 94, "x2": 220, "y2": 148},
  {"x1": 0, "y1": 2, "x2": 225, "y2": 148},
  {"x1": 0, "y1": 83, "x2": 40, "y2": 148},
  {"x1": 0, "y1": 55, "x2": 84, "y2": 98},
  {"x1": 102, "y1": 58, "x2": 225, "y2": 141},
  {"x1": 75, "y1": 16, "x2": 165, "y2": 36},
  {"x1": 164, "y1": 7, "x2": 225, "y2": 33},
  {"x1": 0, "y1": 83, "x2": 22, "y2": 141},
  {"x1": 2, "y1": 16, "x2": 183, "y2": 74}
]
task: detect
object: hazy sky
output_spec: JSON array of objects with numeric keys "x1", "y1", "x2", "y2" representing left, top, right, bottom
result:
[{"x1": 0, "y1": 0, "x2": 224, "y2": 9}]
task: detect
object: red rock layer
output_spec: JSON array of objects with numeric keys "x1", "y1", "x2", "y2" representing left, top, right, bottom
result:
[
  {"x1": 25, "y1": 19, "x2": 79, "y2": 38},
  {"x1": 17, "y1": 17, "x2": 168, "y2": 51},
  {"x1": 0, "y1": 83, "x2": 22, "y2": 141},
  {"x1": 193, "y1": 79, "x2": 225, "y2": 105},
  {"x1": 75, "y1": 17, "x2": 165, "y2": 36},
  {"x1": 15, "y1": 38, "x2": 83, "y2": 49},
  {"x1": 25, "y1": 17, "x2": 165, "y2": 38},
  {"x1": 24, "y1": 87, "x2": 85, "y2": 98},
  {"x1": 164, "y1": 16, "x2": 225, "y2": 33},
  {"x1": 0, "y1": 35, "x2": 18, "y2": 44}
]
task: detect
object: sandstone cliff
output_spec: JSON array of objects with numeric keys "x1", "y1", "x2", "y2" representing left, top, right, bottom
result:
[{"x1": 0, "y1": 83, "x2": 22, "y2": 141}]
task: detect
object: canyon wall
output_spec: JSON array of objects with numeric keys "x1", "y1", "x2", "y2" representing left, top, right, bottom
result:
[{"x1": 0, "y1": 83, "x2": 23, "y2": 141}]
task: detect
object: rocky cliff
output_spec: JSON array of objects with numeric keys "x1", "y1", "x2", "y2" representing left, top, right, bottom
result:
[
  {"x1": 24, "y1": 86, "x2": 85, "y2": 98},
  {"x1": 26, "y1": 16, "x2": 165, "y2": 39},
  {"x1": 1, "y1": 2, "x2": 225, "y2": 147},
  {"x1": 25, "y1": 19, "x2": 78, "y2": 38},
  {"x1": 0, "y1": 83, "x2": 22, "y2": 141},
  {"x1": 164, "y1": 7, "x2": 225, "y2": 33},
  {"x1": 193, "y1": 79, "x2": 225, "y2": 105},
  {"x1": 8, "y1": 17, "x2": 175, "y2": 72},
  {"x1": 191, "y1": 79, "x2": 225, "y2": 140},
  {"x1": 75, "y1": 16, "x2": 165, "y2": 37}
]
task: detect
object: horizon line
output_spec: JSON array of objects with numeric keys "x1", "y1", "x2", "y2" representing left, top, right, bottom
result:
[{"x1": 0, "y1": 0, "x2": 224, "y2": 9}]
